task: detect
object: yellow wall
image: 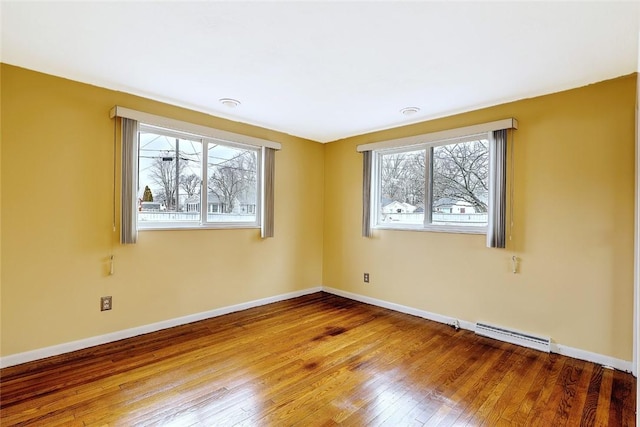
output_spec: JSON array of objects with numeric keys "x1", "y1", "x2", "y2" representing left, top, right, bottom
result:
[
  {"x1": 0, "y1": 64, "x2": 3, "y2": 344},
  {"x1": 0, "y1": 64, "x2": 324, "y2": 356},
  {"x1": 324, "y1": 74, "x2": 637, "y2": 361},
  {"x1": 1, "y1": 63, "x2": 636, "y2": 362}
]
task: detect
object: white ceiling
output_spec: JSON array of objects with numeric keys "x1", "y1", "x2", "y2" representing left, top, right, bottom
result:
[{"x1": 1, "y1": 1, "x2": 639, "y2": 143}]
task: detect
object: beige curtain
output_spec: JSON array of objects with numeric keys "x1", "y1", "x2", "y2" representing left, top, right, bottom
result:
[
  {"x1": 362, "y1": 150, "x2": 373, "y2": 237},
  {"x1": 487, "y1": 129, "x2": 507, "y2": 248},
  {"x1": 261, "y1": 147, "x2": 275, "y2": 238},
  {"x1": 121, "y1": 118, "x2": 139, "y2": 244}
]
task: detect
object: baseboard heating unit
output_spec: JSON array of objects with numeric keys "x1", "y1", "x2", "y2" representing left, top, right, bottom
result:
[{"x1": 475, "y1": 322, "x2": 551, "y2": 353}]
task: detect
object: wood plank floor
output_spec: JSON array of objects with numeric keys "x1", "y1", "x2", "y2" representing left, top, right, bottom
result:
[{"x1": 0, "y1": 292, "x2": 635, "y2": 426}]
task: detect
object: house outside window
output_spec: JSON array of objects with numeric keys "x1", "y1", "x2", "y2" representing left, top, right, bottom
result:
[
  {"x1": 137, "y1": 125, "x2": 261, "y2": 229},
  {"x1": 374, "y1": 134, "x2": 489, "y2": 233}
]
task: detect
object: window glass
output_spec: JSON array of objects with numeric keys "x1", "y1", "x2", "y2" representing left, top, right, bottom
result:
[
  {"x1": 378, "y1": 149, "x2": 425, "y2": 225},
  {"x1": 432, "y1": 139, "x2": 489, "y2": 226},
  {"x1": 137, "y1": 125, "x2": 260, "y2": 229},
  {"x1": 138, "y1": 130, "x2": 203, "y2": 224},
  {"x1": 206, "y1": 144, "x2": 258, "y2": 223},
  {"x1": 375, "y1": 135, "x2": 489, "y2": 231}
]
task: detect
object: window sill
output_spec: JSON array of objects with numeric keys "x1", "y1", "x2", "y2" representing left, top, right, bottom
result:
[
  {"x1": 374, "y1": 224, "x2": 487, "y2": 235},
  {"x1": 138, "y1": 223, "x2": 260, "y2": 231}
]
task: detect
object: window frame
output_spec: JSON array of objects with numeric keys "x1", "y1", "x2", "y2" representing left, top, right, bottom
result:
[
  {"x1": 372, "y1": 133, "x2": 490, "y2": 235},
  {"x1": 137, "y1": 124, "x2": 262, "y2": 231}
]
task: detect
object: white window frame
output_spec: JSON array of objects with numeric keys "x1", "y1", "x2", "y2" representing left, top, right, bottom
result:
[
  {"x1": 111, "y1": 106, "x2": 280, "y2": 240},
  {"x1": 137, "y1": 124, "x2": 262, "y2": 231},
  {"x1": 372, "y1": 133, "x2": 490, "y2": 235}
]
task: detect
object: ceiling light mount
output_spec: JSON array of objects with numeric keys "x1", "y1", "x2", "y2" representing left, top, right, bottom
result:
[
  {"x1": 219, "y1": 98, "x2": 241, "y2": 108},
  {"x1": 400, "y1": 106, "x2": 420, "y2": 116}
]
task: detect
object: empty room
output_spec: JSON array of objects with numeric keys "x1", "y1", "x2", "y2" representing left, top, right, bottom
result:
[{"x1": 1, "y1": 1, "x2": 639, "y2": 425}]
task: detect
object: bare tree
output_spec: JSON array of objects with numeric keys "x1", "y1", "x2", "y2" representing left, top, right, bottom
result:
[
  {"x1": 405, "y1": 152, "x2": 425, "y2": 206},
  {"x1": 432, "y1": 139, "x2": 488, "y2": 212},
  {"x1": 379, "y1": 140, "x2": 488, "y2": 212},
  {"x1": 380, "y1": 153, "x2": 408, "y2": 202},
  {"x1": 148, "y1": 156, "x2": 184, "y2": 211},
  {"x1": 180, "y1": 173, "x2": 201, "y2": 198},
  {"x1": 380, "y1": 151, "x2": 425, "y2": 206},
  {"x1": 208, "y1": 152, "x2": 257, "y2": 213}
]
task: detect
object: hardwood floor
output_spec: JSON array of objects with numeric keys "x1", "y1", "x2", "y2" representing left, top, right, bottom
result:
[{"x1": 0, "y1": 292, "x2": 635, "y2": 426}]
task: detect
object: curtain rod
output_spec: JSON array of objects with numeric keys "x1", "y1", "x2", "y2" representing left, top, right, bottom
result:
[
  {"x1": 356, "y1": 118, "x2": 518, "y2": 152},
  {"x1": 110, "y1": 106, "x2": 282, "y2": 151}
]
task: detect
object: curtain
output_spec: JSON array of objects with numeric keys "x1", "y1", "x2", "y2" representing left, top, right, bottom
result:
[
  {"x1": 487, "y1": 129, "x2": 507, "y2": 248},
  {"x1": 261, "y1": 147, "x2": 276, "y2": 238},
  {"x1": 121, "y1": 118, "x2": 139, "y2": 244},
  {"x1": 362, "y1": 150, "x2": 373, "y2": 237}
]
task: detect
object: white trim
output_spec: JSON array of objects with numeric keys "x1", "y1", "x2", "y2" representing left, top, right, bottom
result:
[
  {"x1": 552, "y1": 343, "x2": 632, "y2": 373},
  {"x1": 2, "y1": 285, "x2": 632, "y2": 374},
  {"x1": 110, "y1": 106, "x2": 282, "y2": 151},
  {"x1": 374, "y1": 224, "x2": 487, "y2": 235},
  {"x1": 322, "y1": 286, "x2": 474, "y2": 331},
  {"x1": 322, "y1": 286, "x2": 633, "y2": 373},
  {"x1": 356, "y1": 118, "x2": 518, "y2": 152},
  {"x1": 137, "y1": 224, "x2": 261, "y2": 231},
  {"x1": 0, "y1": 287, "x2": 321, "y2": 368}
]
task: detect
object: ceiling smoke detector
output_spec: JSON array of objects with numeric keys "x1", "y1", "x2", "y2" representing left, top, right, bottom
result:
[
  {"x1": 400, "y1": 107, "x2": 420, "y2": 116},
  {"x1": 219, "y1": 98, "x2": 241, "y2": 108}
]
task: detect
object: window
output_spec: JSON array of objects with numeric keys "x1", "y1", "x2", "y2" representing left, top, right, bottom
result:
[
  {"x1": 137, "y1": 124, "x2": 260, "y2": 229},
  {"x1": 374, "y1": 134, "x2": 489, "y2": 232},
  {"x1": 112, "y1": 106, "x2": 279, "y2": 242},
  {"x1": 360, "y1": 118, "x2": 515, "y2": 244}
]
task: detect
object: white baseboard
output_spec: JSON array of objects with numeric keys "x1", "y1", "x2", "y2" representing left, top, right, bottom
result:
[
  {"x1": 322, "y1": 286, "x2": 475, "y2": 331},
  {"x1": 0, "y1": 287, "x2": 322, "y2": 369},
  {"x1": 552, "y1": 344, "x2": 631, "y2": 373},
  {"x1": 2, "y1": 285, "x2": 632, "y2": 374},
  {"x1": 322, "y1": 286, "x2": 633, "y2": 373}
]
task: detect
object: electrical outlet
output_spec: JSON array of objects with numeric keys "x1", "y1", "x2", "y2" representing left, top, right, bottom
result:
[
  {"x1": 101, "y1": 296, "x2": 112, "y2": 311},
  {"x1": 364, "y1": 273, "x2": 370, "y2": 283}
]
